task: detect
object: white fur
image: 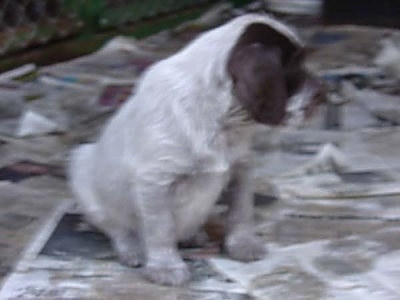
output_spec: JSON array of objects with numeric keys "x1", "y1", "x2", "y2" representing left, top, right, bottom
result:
[{"x1": 69, "y1": 14, "x2": 304, "y2": 285}]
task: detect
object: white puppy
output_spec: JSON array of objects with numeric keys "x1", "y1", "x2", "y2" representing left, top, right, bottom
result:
[{"x1": 69, "y1": 14, "x2": 322, "y2": 286}]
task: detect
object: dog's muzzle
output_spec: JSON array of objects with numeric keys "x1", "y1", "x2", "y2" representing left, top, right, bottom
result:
[{"x1": 285, "y1": 77, "x2": 326, "y2": 127}]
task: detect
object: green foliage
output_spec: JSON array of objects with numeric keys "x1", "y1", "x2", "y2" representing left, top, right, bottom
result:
[
  {"x1": 63, "y1": 0, "x2": 107, "y2": 31},
  {"x1": 61, "y1": 0, "x2": 251, "y2": 33}
]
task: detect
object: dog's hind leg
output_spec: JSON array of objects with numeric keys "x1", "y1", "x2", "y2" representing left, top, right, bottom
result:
[{"x1": 69, "y1": 144, "x2": 144, "y2": 267}]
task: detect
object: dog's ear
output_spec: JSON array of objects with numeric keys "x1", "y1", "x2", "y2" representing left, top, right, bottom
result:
[
  {"x1": 285, "y1": 48, "x2": 307, "y2": 96},
  {"x1": 227, "y1": 23, "x2": 303, "y2": 125}
]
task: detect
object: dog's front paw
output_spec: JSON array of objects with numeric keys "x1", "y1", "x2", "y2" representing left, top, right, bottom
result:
[
  {"x1": 116, "y1": 246, "x2": 143, "y2": 267},
  {"x1": 225, "y1": 231, "x2": 266, "y2": 262},
  {"x1": 144, "y1": 260, "x2": 190, "y2": 286},
  {"x1": 112, "y1": 233, "x2": 144, "y2": 267}
]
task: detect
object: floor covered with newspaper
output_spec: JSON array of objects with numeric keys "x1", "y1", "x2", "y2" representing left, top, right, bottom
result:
[{"x1": 1, "y1": 2, "x2": 400, "y2": 299}]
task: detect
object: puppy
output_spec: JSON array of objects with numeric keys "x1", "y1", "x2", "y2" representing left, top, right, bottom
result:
[{"x1": 69, "y1": 14, "x2": 322, "y2": 286}]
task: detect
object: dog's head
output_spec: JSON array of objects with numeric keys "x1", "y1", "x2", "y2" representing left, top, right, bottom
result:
[{"x1": 227, "y1": 22, "x2": 324, "y2": 126}]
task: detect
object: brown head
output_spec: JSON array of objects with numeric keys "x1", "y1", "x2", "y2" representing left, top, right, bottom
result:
[{"x1": 227, "y1": 22, "x2": 324, "y2": 126}]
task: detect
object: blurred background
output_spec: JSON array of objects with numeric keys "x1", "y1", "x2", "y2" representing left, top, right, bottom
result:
[{"x1": 1, "y1": 0, "x2": 400, "y2": 71}]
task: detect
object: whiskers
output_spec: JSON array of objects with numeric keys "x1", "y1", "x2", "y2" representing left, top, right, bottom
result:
[{"x1": 223, "y1": 105, "x2": 254, "y2": 127}]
